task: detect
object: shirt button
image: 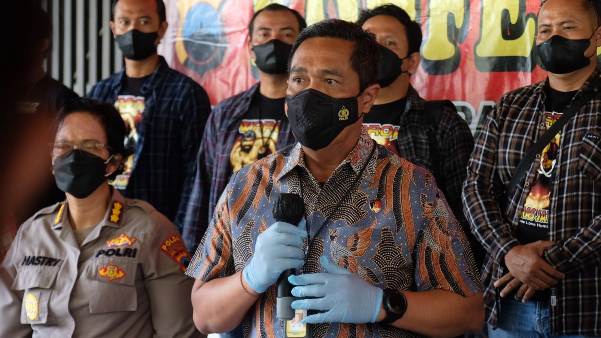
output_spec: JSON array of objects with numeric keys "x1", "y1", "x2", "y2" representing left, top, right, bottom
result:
[
  {"x1": 536, "y1": 154, "x2": 541, "y2": 159},
  {"x1": 540, "y1": 123, "x2": 545, "y2": 127}
]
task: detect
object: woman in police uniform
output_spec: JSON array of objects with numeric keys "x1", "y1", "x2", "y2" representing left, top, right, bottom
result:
[{"x1": 0, "y1": 99, "x2": 200, "y2": 337}]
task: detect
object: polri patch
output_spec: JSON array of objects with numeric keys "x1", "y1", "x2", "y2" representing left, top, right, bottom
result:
[
  {"x1": 96, "y1": 248, "x2": 137, "y2": 258},
  {"x1": 160, "y1": 234, "x2": 190, "y2": 272}
]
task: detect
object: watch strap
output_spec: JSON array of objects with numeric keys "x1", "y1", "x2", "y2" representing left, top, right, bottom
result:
[{"x1": 381, "y1": 289, "x2": 407, "y2": 324}]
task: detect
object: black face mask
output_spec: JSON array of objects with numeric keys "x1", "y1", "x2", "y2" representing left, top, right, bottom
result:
[
  {"x1": 115, "y1": 30, "x2": 158, "y2": 61},
  {"x1": 252, "y1": 39, "x2": 293, "y2": 74},
  {"x1": 53, "y1": 150, "x2": 109, "y2": 199},
  {"x1": 377, "y1": 44, "x2": 407, "y2": 87},
  {"x1": 286, "y1": 89, "x2": 360, "y2": 150},
  {"x1": 536, "y1": 34, "x2": 592, "y2": 74}
]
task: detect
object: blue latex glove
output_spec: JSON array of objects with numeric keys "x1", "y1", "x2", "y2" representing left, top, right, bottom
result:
[
  {"x1": 243, "y1": 220, "x2": 307, "y2": 293},
  {"x1": 288, "y1": 255, "x2": 383, "y2": 324}
]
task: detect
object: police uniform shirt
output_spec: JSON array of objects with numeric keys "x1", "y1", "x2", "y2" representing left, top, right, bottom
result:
[{"x1": 0, "y1": 190, "x2": 199, "y2": 338}]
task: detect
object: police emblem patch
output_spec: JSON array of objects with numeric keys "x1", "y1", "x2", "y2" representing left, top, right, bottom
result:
[
  {"x1": 98, "y1": 264, "x2": 126, "y2": 281},
  {"x1": 370, "y1": 200, "x2": 382, "y2": 213},
  {"x1": 338, "y1": 106, "x2": 350, "y2": 121}
]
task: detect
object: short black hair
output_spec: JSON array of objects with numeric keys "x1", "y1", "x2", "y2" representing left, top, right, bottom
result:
[
  {"x1": 57, "y1": 99, "x2": 128, "y2": 177},
  {"x1": 289, "y1": 19, "x2": 378, "y2": 91},
  {"x1": 248, "y1": 3, "x2": 307, "y2": 36},
  {"x1": 356, "y1": 4, "x2": 422, "y2": 55},
  {"x1": 540, "y1": 0, "x2": 601, "y2": 26},
  {"x1": 111, "y1": 0, "x2": 167, "y2": 23}
]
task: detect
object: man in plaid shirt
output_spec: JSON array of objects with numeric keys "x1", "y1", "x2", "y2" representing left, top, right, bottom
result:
[
  {"x1": 180, "y1": 4, "x2": 305, "y2": 252},
  {"x1": 356, "y1": 4, "x2": 480, "y2": 267},
  {"x1": 463, "y1": 0, "x2": 601, "y2": 336},
  {"x1": 89, "y1": 0, "x2": 210, "y2": 230}
]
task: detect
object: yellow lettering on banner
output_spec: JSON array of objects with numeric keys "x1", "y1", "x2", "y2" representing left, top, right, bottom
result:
[
  {"x1": 366, "y1": 0, "x2": 417, "y2": 20},
  {"x1": 422, "y1": 0, "x2": 467, "y2": 61},
  {"x1": 475, "y1": 0, "x2": 535, "y2": 58}
]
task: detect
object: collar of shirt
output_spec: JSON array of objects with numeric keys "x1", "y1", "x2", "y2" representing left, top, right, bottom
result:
[
  {"x1": 52, "y1": 189, "x2": 126, "y2": 231},
  {"x1": 108, "y1": 56, "x2": 171, "y2": 97},
  {"x1": 275, "y1": 127, "x2": 376, "y2": 183},
  {"x1": 537, "y1": 69, "x2": 601, "y2": 109},
  {"x1": 222, "y1": 83, "x2": 260, "y2": 131},
  {"x1": 402, "y1": 85, "x2": 425, "y2": 113}
]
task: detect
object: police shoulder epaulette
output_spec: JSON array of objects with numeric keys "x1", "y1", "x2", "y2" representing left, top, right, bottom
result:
[
  {"x1": 126, "y1": 198, "x2": 156, "y2": 215},
  {"x1": 31, "y1": 202, "x2": 64, "y2": 222}
]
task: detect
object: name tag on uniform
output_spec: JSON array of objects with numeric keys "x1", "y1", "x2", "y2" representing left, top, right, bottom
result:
[{"x1": 21, "y1": 256, "x2": 61, "y2": 267}]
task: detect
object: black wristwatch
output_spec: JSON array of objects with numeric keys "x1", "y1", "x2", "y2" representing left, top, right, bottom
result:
[{"x1": 381, "y1": 289, "x2": 407, "y2": 324}]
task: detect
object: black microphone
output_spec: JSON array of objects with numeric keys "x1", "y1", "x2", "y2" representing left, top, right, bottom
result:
[{"x1": 273, "y1": 193, "x2": 305, "y2": 321}]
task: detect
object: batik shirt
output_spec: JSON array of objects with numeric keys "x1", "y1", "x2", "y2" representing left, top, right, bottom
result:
[{"x1": 187, "y1": 129, "x2": 481, "y2": 338}]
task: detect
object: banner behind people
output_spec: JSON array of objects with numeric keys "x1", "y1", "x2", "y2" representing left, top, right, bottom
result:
[{"x1": 159, "y1": 0, "x2": 552, "y2": 130}]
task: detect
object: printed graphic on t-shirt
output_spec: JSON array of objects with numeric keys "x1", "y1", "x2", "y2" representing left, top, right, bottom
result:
[
  {"x1": 364, "y1": 123, "x2": 400, "y2": 155},
  {"x1": 113, "y1": 95, "x2": 145, "y2": 190},
  {"x1": 518, "y1": 112, "x2": 562, "y2": 236},
  {"x1": 230, "y1": 119, "x2": 279, "y2": 172}
]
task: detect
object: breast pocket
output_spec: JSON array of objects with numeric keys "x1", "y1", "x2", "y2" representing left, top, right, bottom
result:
[
  {"x1": 579, "y1": 131, "x2": 601, "y2": 180},
  {"x1": 12, "y1": 267, "x2": 60, "y2": 325},
  {"x1": 88, "y1": 260, "x2": 138, "y2": 314}
]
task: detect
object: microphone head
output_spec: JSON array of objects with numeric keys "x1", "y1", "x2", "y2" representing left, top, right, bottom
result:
[{"x1": 272, "y1": 193, "x2": 304, "y2": 225}]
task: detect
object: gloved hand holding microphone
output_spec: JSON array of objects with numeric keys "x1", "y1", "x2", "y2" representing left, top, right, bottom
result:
[{"x1": 242, "y1": 193, "x2": 307, "y2": 297}]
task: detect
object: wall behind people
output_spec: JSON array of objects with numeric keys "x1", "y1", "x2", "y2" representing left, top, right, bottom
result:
[{"x1": 159, "y1": 0, "x2": 557, "y2": 130}]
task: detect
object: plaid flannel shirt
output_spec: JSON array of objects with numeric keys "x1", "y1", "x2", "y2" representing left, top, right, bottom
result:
[
  {"x1": 88, "y1": 56, "x2": 211, "y2": 230},
  {"x1": 394, "y1": 87, "x2": 478, "y2": 259},
  {"x1": 462, "y1": 70, "x2": 601, "y2": 335},
  {"x1": 180, "y1": 83, "x2": 295, "y2": 251}
]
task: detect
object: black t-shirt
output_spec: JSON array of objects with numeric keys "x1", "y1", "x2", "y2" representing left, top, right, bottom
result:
[
  {"x1": 229, "y1": 93, "x2": 285, "y2": 173},
  {"x1": 363, "y1": 97, "x2": 407, "y2": 153},
  {"x1": 112, "y1": 75, "x2": 151, "y2": 190},
  {"x1": 364, "y1": 98, "x2": 406, "y2": 124},
  {"x1": 516, "y1": 84, "x2": 578, "y2": 244},
  {"x1": 545, "y1": 83, "x2": 579, "y2": 112},
  {"x1": 246, "y1": 94, "x2": 286, "y2": 120},
  {"x1": 121, "y1": 75, "x2": 151, "y2": 96}
]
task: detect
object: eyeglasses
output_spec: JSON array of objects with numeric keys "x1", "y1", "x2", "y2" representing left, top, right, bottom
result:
[{"x1": 50, "y1": 140, "x2": 110, "y2": 157}]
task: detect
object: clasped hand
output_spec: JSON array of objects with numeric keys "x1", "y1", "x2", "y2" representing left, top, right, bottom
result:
[{"x1": 495, "y1": 240, "x2": 565, "y2": 302}]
